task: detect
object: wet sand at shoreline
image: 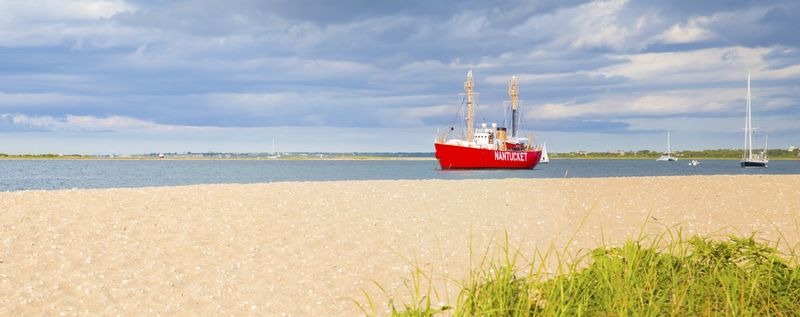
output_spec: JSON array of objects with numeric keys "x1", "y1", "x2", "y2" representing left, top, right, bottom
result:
[{"x1": 2, "y1": 175, "x2": 799, "y2": 316}]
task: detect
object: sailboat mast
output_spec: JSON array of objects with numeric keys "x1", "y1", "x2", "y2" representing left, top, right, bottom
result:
[
  {"x1": 508, "y1": 76, "x2": 519, "y2": 138},
  {"x1": 465, "y1": 70, "x2": 475, "y2": 142},
  {"x1": 667, "y1": 130, "x2": 671, "y2": 156},
  {"x1": 743, "y1": 73, "x2": 749, "y2": 160},
  {"x1": 747, "y1": 72, "x2": 753, "y2": 159}
]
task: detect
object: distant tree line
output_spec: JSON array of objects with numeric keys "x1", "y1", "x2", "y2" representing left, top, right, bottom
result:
[
  {"x1": 0, "y1": 153, "x2": 85, "y2": 158},
  {"x1": 552, "y1": 148, "x2": 800, "y2": 159}
]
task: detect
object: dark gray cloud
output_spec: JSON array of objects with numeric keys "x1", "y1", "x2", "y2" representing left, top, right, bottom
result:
[{"x1": 125, "y1": 0, "x2": 592, "y2": 26}]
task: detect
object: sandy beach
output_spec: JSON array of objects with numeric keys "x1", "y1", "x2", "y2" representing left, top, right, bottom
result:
[{"x1": 1, "y1": 175, "x2": 799, "y2": 316}]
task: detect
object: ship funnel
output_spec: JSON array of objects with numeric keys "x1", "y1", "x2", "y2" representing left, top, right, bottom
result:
[{"x1": 496, "y1": 127, "x2": 507, "y2": 141}]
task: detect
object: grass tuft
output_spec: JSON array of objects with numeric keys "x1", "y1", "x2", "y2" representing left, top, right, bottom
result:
[{"x1": 363, "y1": 231, "x2": 800, "y2": 316}]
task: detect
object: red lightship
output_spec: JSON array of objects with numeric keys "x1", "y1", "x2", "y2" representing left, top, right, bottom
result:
[{"x1": 434, "y1": 71, "x2": 542, "y2": 169}]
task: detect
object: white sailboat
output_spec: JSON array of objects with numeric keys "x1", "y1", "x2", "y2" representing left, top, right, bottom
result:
[
  {"x1": 656, "y1": 130, "x2": 677, "y2": 161},
  {"x1": 740, "y1": 72, "x2": 767, "y2": 168},
  {"x1": 539, "y1": 142, "x2": 549, "y2": 164},
  {"x1": 267, "y1": 137, "x2": 280, "y2": 159}
]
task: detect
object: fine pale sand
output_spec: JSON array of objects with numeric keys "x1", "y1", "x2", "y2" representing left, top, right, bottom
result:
[{"x1": 2, "y1": 175, "x2": 799, "y2": 316}]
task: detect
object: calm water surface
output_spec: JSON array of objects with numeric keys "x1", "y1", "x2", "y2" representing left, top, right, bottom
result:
[{"x1": 1, "y1": 159, "x2": 798, "y2": 191}]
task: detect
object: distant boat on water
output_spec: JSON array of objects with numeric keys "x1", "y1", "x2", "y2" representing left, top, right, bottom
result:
[
  {"x1": 656, "y1": 130, "x2": 678, "y2": 162},
  {"x1": 740, "y1": 73, "x2": 768, "y2": 168},
  {"x1": 688, "y1": 160, "x2": 699, "y2": 166},
  {"x1": 539, "y1": 143, "x2": 550, "y2": 164},
  {"x1": 267, "y1": 137, "x2": 280, "y2": 159}
]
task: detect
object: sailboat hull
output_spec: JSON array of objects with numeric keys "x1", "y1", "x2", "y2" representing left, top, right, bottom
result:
[
  {"x1": 434, "y1": 143, "x2": 541, "y2": 169},
  {"x1": 740, "y1": 161, "x2": 767, "y2": 168}
]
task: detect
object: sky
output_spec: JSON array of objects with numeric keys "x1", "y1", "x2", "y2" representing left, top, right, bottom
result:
[{"x1": 0, "y1": 0, "x2": 798, "y2": 154}]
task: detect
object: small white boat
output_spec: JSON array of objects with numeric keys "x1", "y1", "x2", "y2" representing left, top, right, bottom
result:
[
  {"x1": 539, "y1": 142, "x2": 550, "y2": 164},
  {"x1": 688, "y1": 160, "x2": 699, "y2": 166}
]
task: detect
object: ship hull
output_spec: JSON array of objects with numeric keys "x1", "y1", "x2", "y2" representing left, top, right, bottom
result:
[{"x1": 434, "y1": 143, "x2": 542, "y2": 169}]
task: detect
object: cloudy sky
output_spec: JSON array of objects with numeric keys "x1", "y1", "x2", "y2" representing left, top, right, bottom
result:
[{"x1": 1, "y1": 0, "x2": 798, "y2": 154}]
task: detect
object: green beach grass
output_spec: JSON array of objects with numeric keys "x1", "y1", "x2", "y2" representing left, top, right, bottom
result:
[{"x1": 360, "y1": 230, "x2": 800, "y2": 316}]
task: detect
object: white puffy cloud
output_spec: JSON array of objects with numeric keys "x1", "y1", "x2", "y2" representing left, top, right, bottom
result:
[
  {"x1": 0, "y1": 0, "x2": 138, "y2": 47},
  {"x1": 568, "y1": 0, "x2": 655, "y2": 51},
  {"x1": 509, "y1": 0, "x2": 671, "y2": 52},
  {"x1": 0, "y1": 112, "x2": 221, "y2": 133},
  {"x1": 0, "y1": 113, "x2": 59, "y2": 131},
  {"x1": 655, "y1": 17, "x2": 714, "y2": 44},
  {"x1": 601, "y1": 46, "x2": 800, "y2": 83},
  {"x1": 0, "y1": 0, "x2": 135, "y2": 21},
  {"x1": 526, "y1": 81, "x2": 799, "y2": 122},
  {"x1": 527, "y1": 88, "x2": 742, "y2": 120}
]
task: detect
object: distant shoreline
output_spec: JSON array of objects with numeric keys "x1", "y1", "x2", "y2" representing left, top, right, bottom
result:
[
  {"x1": 0, "y1": 156, "x2": 437, "y2": 161},
  {"x1": 2, "y1": 148, "x2": 798, "y2": 162},
  {"x1": 3, "y1": 156, "x2": 798, "y2": 161},
  {"x1": 550, "y1": 156, "x2": 799, "y2": 161}
]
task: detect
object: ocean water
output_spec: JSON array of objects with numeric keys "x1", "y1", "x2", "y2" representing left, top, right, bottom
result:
[{"x1": 0, "y1": 159, "x2": 798, "y2": 191}]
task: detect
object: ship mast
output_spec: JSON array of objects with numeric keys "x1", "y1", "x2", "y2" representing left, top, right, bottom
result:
[
  {"x1": 464, "y1": 70, "x2": 476, "y2": 142},
  {"x1": 508, "y1": 76, "x2": 519, "y2": 138}
]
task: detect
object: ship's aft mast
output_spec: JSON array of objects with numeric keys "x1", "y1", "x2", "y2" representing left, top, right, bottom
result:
[
  {"x1": 508, "y1": 76, "x2": 519, "y2": 138},
  {"x1": 464, "y1": 70, "x2": 476, "y2": 142}
]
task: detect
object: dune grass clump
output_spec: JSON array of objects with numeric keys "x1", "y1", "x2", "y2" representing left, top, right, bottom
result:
[{"x1": 362, "y1": 233, "x2": 800, "y2": 316}]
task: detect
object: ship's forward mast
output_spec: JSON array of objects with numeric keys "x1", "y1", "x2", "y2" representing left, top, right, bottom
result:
[
  {"x1": 508, "y1": 76, "x2": 519, "y2": 138},
  {"x1": 463, "y1": 70, "x2": 477, "y2": 142}
]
